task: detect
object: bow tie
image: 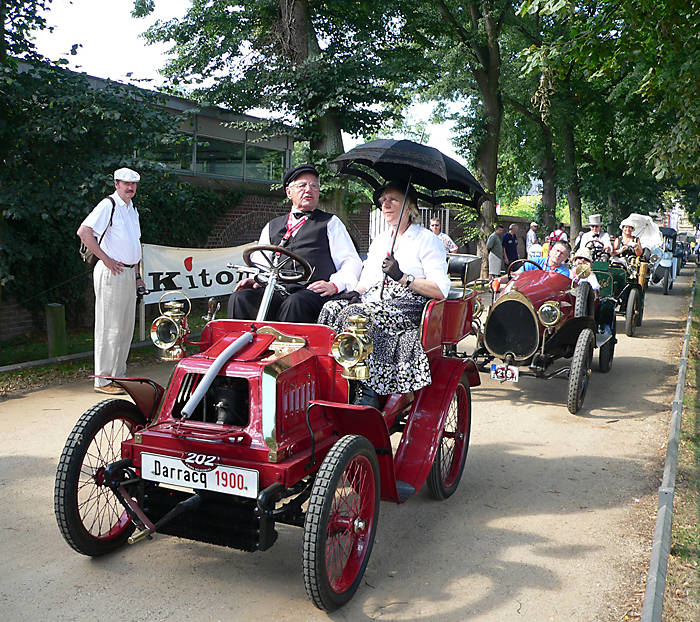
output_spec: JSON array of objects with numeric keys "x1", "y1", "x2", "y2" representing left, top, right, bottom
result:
[{"x1": 292, "y1": 211, "x2": 309, "y2": 219}]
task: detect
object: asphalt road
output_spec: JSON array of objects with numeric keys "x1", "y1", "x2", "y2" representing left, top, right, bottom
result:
[{"x1": 0, "y1": 269, "x2": 693, "y2": 622}]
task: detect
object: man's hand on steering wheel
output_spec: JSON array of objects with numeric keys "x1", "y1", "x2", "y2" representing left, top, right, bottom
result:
[{"x1": 234, "y1": 277, "x2": 260, "y2": 291}]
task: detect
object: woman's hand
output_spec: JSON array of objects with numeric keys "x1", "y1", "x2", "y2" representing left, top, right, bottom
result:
[{"x1": 382, "y1": 254, "x2": 404, "y2": 282}]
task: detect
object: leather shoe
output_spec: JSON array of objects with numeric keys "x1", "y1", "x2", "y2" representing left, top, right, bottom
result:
[{"x1": 94, "y1": 382, "x2": 126, "y2": 395}]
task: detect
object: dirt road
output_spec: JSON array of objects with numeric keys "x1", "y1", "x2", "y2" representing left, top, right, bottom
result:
[{"x1": 0, "y1": 271, "x2": 692, "y2": 622}]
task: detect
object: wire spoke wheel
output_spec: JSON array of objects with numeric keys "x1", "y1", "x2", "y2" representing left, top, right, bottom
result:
[
  {"x1": 303, "y1": 435, "x2": 379, "y2": 611},
  {"x1": 567, "y1": 329, "x2": 594, "y2": 414},
  {"x1": 625, "y1": 288, "x2": 639, "y2": 337},
  {"x1": 427, "y1": 382, "x2": 471, "y2": 499},
  {"x1": 54, "y1": 399, "x2": 145, "y2": 556}
]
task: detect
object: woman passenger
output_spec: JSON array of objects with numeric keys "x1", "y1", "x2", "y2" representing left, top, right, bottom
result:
[
  {"x1": 318, "y1": 181, "x2": 450, "y2": 408},
  {"x1": 612, "y1": 217, "x2": 643, "y2": 257}
]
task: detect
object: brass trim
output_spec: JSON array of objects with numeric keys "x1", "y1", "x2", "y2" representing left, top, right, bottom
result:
[{"x1": 537, "y1": 300, "x2": 562, "y2": 327}]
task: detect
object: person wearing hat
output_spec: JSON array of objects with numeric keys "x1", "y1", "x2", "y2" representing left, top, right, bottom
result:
[
  {"x1": 526, "y1": 221, "x2": 539, "y2": 252},
  {"x1": 612, "y1": 217, "x2": 642, "y2": 257},
  {"x1": 77, "y1": 167, "x2": 146, "y2": 395},
  {"x1": 227, "y1": 164, "x2": 362, "y2": 323},
  {"x1": 572, "y1": 246, "x2": 600, "y2": 290},
  {"x1": 579, "y1": 214, "x2": 612, "y2": 255},
  {"x1": 318, "y1": 180, "x2": 451, "y2": 408}
]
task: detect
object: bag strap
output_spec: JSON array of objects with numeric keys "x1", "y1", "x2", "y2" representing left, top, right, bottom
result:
[{"x1": 96, "y1": 196, "x2": 116, "y2": 246}]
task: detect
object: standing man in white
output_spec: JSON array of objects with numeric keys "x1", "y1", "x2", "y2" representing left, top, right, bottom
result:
[{"x1": 77, "y1": 168, "x2": 145, "y2": 395}]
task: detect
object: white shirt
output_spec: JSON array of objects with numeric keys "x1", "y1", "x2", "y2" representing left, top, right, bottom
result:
[
  {"x1": 257, "y1": 212, "x2": 361, "y2": 293},
  {"x1": 359, "y1": 224, "x2": 451, "y2": 298},
  {"x1": 580, "y1": 230, "x2": 612, "y2": 251},
  {"x1": 575, "y1": 271, "x2": 601, "y2": 290},
  {"x1": 526, "y1": 228, "x2": 538, "y2": 249},
  {"x1": 81, "y1": 191, "x2": 141, "y2": 264},
  {"x1": 437, "y1": 231, "x2": 458, "y2": 253}
]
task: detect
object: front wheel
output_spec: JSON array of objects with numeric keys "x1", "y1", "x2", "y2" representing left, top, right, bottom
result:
[
  {"x1": 303, "y1": 435, "x2": 380, "y2": 611},
  {"x1": 599, "y1": 316, "x2": 616, "y2": 373},
  {"x1": 567, "y1": 328, "x2": 594, "y2": 414},
  {"x1": 663, "y1": 268, "x2": 670, "y2": 295},
  {"x1": 625, "y1": 288, "x2": 640, "y2": 337},
  {"x1": 54, "y1": 399, "x2": 145, "y2": 556},
  {"x1": 427, "y1": 382, "x2": 471, "y2": 500}
]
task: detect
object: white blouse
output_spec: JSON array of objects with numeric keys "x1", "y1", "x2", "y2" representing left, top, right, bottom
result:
[{"x1": 358, "y1": 223, "x2": 451, "y2": 298}]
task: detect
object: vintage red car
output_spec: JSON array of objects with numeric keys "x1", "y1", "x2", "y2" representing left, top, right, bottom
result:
[
  {"x1": 54, "y1": 247, "x2": 482, "y2": 611},
  {"x1": 471, "y1": 258, "x2": 617, "y2": 414}
]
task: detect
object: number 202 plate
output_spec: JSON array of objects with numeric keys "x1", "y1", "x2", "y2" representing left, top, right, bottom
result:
[
  {"x1": 140, "y1": 452, "x2": 259, "y2": 498},
  {"x1": 490, "y1": 363, "x2": 520, "y2": 382}
]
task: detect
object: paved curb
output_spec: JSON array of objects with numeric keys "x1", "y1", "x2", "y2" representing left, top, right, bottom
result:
[{"x1": 640, "y1": 270, "x2": 696, "y2": 621}]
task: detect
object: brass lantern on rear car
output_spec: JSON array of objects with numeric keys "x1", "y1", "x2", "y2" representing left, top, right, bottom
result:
[
  {"x1": 331, "y1": 312, "x2": 374, "y2": 380},
  {"x1": 151, "y1": 292, "x2": 191, "y2": 361}
]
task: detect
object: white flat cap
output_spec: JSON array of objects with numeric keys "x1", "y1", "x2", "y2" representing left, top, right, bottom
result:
[{"x1": 114, "y1": 167, "x2": 140, "y2": 182}]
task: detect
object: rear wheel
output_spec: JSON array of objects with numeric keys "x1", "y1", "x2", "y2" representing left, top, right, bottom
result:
[
  {"x1": 303, "y1": 435, "x2": 380, "y2": 611},
  {"x1": 54, "y1": 399, "x2": 145, "y2": 556},
  {"x1": 427, "y1": 382, "x2": 471, "y2": 500},
  {"x1": 567, "y1": 328, "x2": 594, "y2": 414},
  {"x1": 598, "y1": 316, "x2": 616, "y2": 373},
  {"x1": 625, "y1": 288, "x2": 640, "y2": 337}
]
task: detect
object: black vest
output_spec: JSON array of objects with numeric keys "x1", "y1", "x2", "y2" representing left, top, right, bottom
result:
[{"x1": 268, "y1": 209, "x2": 336, "y2": 283}]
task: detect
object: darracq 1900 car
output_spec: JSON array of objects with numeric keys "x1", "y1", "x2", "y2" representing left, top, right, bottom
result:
[
  {"x1": 54, "y1": 245, "x2": 482, "y2": 612},
  {"x1": 471, "y1": 259, "x2": 616, "y2": 415}
]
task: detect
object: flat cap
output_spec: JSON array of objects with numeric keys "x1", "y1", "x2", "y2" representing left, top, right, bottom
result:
[
  {"x1": 114, "y1": 167, "x2": 140, "y2": 182},
  {"x1": 283, "y1": 164, "x2": 319, "y2": 188}
]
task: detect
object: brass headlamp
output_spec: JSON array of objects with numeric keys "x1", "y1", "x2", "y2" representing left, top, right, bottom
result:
[
  {"x1": 151, "y1": 292, "x2": 191, "y2": 361},
  {"x1": 331, "y1": 311, "x2": 374, "y2": 380}
]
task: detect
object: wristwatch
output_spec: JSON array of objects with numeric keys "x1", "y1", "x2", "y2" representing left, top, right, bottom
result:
[{"x1": 405, "y1": 274, "x2": 415, "y2": 288}]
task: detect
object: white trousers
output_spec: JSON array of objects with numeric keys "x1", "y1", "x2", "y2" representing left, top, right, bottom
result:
[{"x1": 93, "y1": 262, "x2": 136, "y2": 387}]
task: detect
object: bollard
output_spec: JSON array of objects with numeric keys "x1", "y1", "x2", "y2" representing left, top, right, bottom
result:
[{"x1": 46, "y1": 303, "x2": 68, "y2": 358}]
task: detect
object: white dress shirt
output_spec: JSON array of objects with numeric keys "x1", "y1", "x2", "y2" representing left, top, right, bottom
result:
[
  {"x1": 257, "y1": 212, "x2": 361, "y2": 292},
  {"x1": 580, "y1": 230, "x2": 612, "y2": 251},
  {"x1": 359, "y1": 224, "x2": 451, "y2": 299},
  {"x1": 81, "y1": 191, "x2": 142, "y2": 264}
]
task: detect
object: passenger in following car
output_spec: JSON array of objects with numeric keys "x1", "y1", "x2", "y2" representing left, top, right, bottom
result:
[{"x1": 318, "y1": 181, "x2": 450, "y2": 409}]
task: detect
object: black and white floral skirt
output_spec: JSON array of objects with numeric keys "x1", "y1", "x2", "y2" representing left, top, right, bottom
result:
[{"x1": 318, "y1": 281, "x2": 432, "y2": 395}]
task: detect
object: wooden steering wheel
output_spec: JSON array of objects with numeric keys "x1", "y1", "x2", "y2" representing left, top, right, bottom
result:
[{"x1": 242, "y1": 244, "x2": 313, "y2": 284}]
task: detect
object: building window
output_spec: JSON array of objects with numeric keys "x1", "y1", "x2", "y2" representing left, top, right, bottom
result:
[
  {"x1": 246, "y1": 144, "x2": 285, "y2": 182},
  {"x1": 147, "y1": 139, "x2": 193, "y2": 171},
  {"x1": 195, "y1": 137, "x2": 244, "y2": 177}
]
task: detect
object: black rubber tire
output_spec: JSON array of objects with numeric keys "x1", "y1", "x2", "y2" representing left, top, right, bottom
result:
[
  {"x1": 303, "y1": 435, "x2": 380, "y2": 612},
  {"x1": 427, "y1": 383, "x2": 471, "y2": 500},
  {"x1": 598, "y1": 316, "x2": 616, "y2": 373},
  {"x1": 625, "y1": 288, "x2": 639, "y2": 337},
  {"x1": 54, "y1": 399, "x2": 145, "y2": 556},
  {"x1": 663, "y1": 268, "x2": 670, "y2": 295},
  {"x1": 574, "y1": 281, "x2": 594, "y2": 318},
  {"x1": 567, "y1": 328, "x2": 594, "y2": 414},
  {"x1": 636, "y1": 293, "x2": 644, "y2": 327}
]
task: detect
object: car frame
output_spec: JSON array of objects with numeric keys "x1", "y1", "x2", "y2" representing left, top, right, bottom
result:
[
  {"x1": 471, "y1": 258, "x2": 616, "y2": 414},
  {"x1": 54, "y1": 247, "x2": 482, "y2": 612}
]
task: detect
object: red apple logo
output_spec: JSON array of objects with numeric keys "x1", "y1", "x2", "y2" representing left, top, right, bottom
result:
[{"x1": 184, "y1": 256, "x2": 193, "y2": 271}]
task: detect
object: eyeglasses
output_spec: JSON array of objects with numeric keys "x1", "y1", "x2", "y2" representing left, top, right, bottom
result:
[
  {"x1": 290, "y1": 181, "x2": 320, "y2": 191},
  {"x1": 430, "y1": 224, "x2": 440, "y2": 228}
]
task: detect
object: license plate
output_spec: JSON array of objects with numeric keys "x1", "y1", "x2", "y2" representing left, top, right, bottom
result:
[
  {"x1": 140, "y1": 452, "x2": 259, "y2": 498},
  {"x1": 490, "y1": 363, "x2": 519, "y2": 382}
]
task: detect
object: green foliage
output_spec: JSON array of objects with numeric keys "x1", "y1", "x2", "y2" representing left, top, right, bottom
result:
[
  {"x1": 0, "y1": 61, "x2": 238, "y2": 321},
  {"x1": 2, "y1": 0, "x2": 53, "y2": 60}
]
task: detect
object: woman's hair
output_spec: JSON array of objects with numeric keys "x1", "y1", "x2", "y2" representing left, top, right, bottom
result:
[{"x1": 373, "y1": 180, "x2": 421, "y2": 223}]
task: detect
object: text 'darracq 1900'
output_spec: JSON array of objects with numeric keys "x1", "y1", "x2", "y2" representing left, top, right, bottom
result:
[{"x1": 140, "y1": 452, "x2": 259, "y2": 498}]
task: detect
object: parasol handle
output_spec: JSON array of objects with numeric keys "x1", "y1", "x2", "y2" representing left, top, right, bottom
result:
[{"x1": 380, "y1": 173, "x2": 413, "y2": 300}]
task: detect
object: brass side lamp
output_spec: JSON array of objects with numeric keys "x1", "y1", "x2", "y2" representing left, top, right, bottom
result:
[
  {"x1": 331, "y1": 313, "x2": 374, "y2": 380},
  {"x1": 151, "y1": 292, "x2": 192, "y2": 361}
]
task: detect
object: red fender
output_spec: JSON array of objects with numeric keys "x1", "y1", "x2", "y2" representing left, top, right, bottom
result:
[
  {"x1": 100, "y1": 376, "x2": 165, "y2": 423},
  {"x1": 393, "y1": 357, "x2": 473, "y2": 497},
  {"x1": 307, "y1": 401, "x2": 401, "y2": 502}
]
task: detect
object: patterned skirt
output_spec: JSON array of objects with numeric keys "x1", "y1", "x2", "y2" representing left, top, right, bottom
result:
[{"x1": 318, "y1": 281, "x2": 432, "y2": 395}]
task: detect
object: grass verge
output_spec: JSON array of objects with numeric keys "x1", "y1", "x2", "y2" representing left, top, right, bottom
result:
[{"x1": 662, "y1": 268, "x2": 699, "y2": 620}]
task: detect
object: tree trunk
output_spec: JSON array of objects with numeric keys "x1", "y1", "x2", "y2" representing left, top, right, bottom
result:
[
  {"x1": 562, "y1": 118, "x2": 582, "y2": 237},
  {"x1": 540, "y1": 123, "x2": 556, "y2": 231}
]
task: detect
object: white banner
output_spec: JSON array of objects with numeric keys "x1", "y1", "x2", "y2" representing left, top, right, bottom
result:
[{"x1": 141, "y1": 243, "x2": 254, "y2": 305}]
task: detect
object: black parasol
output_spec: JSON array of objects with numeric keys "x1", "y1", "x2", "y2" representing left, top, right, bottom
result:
[{"x1": 331, "y1": 138, "x2": 485, "y2": 207}]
